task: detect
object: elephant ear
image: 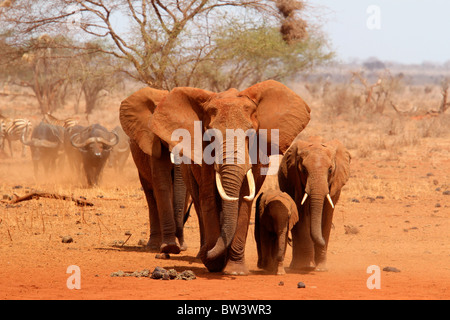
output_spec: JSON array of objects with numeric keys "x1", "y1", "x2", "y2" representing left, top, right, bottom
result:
[
  {"x1": 278, "y1": 142, "x2": 300, "y2": 200},
  {"x1": 239, "y1": 80, "x2": 311, "y2": 154},
  {"x1": 278, "y1": 139, "x2": 310, "y2": 201},
  {"x1": 327, "y1": 139, "x2": 351, "y2": 197},
  {"x1": 119, "y1": 87, "x2": 168, "y2": 157},
  {"x1": 151, "y1": 87, "x2": 215, "y2": 164}
]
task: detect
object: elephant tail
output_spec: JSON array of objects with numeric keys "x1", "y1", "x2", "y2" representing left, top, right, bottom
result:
[{"x1": 183, "y1": 200, "x2": 194, "y2": 225}]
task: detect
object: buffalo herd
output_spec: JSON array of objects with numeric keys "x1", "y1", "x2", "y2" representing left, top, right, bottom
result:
[{"x1": 1, "y1": 113, "x2": 130, "y2": 186}]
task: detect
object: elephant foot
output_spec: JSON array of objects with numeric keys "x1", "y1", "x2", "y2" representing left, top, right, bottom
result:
[
  {"x1": 160, "y1": 242, "x2": 181, "y2": 254},
  {"x1": 223, "y1": 260, "x2": 249, "y2": 276},
  {"x1": 276, "y1": 263, "x2": 286, "y2": 275},
  {"x1": 314, "y1": 263, "x2": 328, "y2": 272},
  {"x1": 290, "y1": 260, "x2": 316, "y2": 272},
  {"x1": 314, "y1": 267, "x2": 328, "y2": 272},
  {"x1": 179, "y1": 240, "x2": 188, "y2": 251},
  {"x1": 146, "y1": 239, "x2": 161, "y2": 252}
]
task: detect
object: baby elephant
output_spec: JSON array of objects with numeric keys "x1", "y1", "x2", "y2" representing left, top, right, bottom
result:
[
  {"x1": 254, "y1": 156, "x2": 298, "y2": 275},
  {"x1": 255, "y1": 190, "x2": 298, "y2": 275}
]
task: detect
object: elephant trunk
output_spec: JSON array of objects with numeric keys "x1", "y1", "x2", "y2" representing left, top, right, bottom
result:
[
  {"x1": 207, "y1": 163, "x2": 246, "y2": 261},
  {"x1": 306, "y1": 178, "x2": 328, "y2": 248},
  {"x1": 309, "y1": 193, "x2": 326, "y2": 248},
  {"x1": 173, "y1": 164, "x2": 187, "y2": 245}
]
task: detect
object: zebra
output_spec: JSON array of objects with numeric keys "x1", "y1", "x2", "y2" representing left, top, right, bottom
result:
[
  {"x1": 0, "y1": 118, "x2": 7, "y2": 151},
  {"x1": 3, "y1": 118, "x2": 33, "y2": 158},
  {"x1": 43, "y1": 113, "x2": 78, "y2": 129}
]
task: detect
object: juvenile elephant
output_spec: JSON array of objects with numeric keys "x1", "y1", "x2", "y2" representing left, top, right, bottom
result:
[
  {"x1": 150, "y1": 80, "x2": 311, "y2": 274},
  {"x1": 254, "y1": 156, "x2": 298, "y2": 275},
  {"x1": 120, "y1": 88, "x2": 189, "y2": 254},
  {"x1": 278, "y1": 136, "x2": 351, "y2": 271}
]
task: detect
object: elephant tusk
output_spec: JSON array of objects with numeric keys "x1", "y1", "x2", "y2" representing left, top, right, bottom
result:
[
  {"x1": 244, "y1": 169, "x2": 256, "y2": 201},
  {"x1": 215, "y1": 171, "x2": 239, "y2": 201},
  {"x1": 170, "y1": 152, "x2": 175, "y2": 164},
  {"x1": 301, "y1": 193, "x2": 308, "y2": 205},
  {"x1": 327, "y1": 194, "x2": 335, "y2": 209}
]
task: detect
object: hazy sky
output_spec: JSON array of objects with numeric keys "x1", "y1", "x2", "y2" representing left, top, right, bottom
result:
[{"x1": 310, "y1": 0, "x2": 450, "y2": 64}]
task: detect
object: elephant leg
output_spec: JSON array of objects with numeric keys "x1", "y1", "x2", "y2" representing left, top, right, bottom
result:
[
  {"x1": 138, "y1": 173, "x2": 161, "y2": 251},
  {"x1": 150, "y1": 151, "x2": 180, "y2": 254},
  {"x1": 181, "y1": 164, "x2": 204, "y2": 256},
  {"x1": 254, "y1": 207, "x2": 263, "y2": 269},
  {"x1": 290, "y1": 211, "x2": 315, "y2": 271},
  {"x1": 198, "y1": 165, "x2": 224, "y2": 272},
  {"x1": 314, "y1": 194, "x2": 339, "y2": 271},
  {"x1": 276, "y1": 230, "x2": 288, "y2": 275}
]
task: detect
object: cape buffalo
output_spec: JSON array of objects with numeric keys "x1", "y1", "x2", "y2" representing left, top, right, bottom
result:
[
  {"x1": 21, "y1": 121, "x2": 64, "y2": 178},
  {"x1": 70, "y1": 124, "x2": 118, "y2": 186}
]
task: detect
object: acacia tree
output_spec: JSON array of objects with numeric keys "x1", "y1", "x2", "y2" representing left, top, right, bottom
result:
[
  {"x1": 192, "y1": 22, "x2": 333, "y2": 91},
  {"x1": 1, "y1": 0, "x2": 332, "y2": 90},
  {"x1": 8, "y1": 34, "x2": 74, "y2": 114},
  {"x1": 73, "y1": 42, "x2": 124, "y2": 114}
]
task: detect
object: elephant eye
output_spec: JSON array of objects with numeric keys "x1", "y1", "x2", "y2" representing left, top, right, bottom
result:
[{"x1": 328, "y1": 167, "x2": 332, "y2": 175}]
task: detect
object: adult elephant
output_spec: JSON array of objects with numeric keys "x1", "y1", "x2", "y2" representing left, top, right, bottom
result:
[
  {"x1": 278, "y1": 136, "x2": 351, "y2": 271},
  {"x1": 120, "y1": 88, "x2": 189, "y2": 254},
  {"x1": 149, "y1": 80, "x2": 311, "y2": 274}
]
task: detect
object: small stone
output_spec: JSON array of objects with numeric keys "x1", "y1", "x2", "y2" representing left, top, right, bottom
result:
[
  {"x1": 111, "y1": 270, "x2": 125, "y2": 277},
  {"x1": 176, "y1": 270, "x2": 196, "y2": 280},
  {"x1": 344, "y1": 225, "x2": 359, "y2": 235},
  {"x1": 155, "y1": 253, "x2": 171, "y2": 259},
  {"x1": 120, "y1": 205, "x2": 126, "y2": 208},
  {"x1": 297, "y1": 282, "x2": 306, "y2": 288},
  {"x1": 61, "y1": 236, "x2": 73, "y2": 243},
  {"x1": 351, "y1": 198, "x2": 360, "y2": 203},
  {"x1": 162, "y1": 272, "x2": 170, "y2": 280},
  {"x1": 435, "y1": 203, "x2": 441, "y2": 208},
  {"x1": 138, "y1": 239, "x2": 147, "y2": 246},
  {"x1": 151, "y1": 266, "x2": 168, "y2": 279},
  {"x1": 278, "y1": 281, "x2": 284, "y2": 286},
  {"x1": 168, "y1": 269, "x2": 178, "y2": 279},
  {"x1": 383, "y1": 266, "x2": 401, "y2": 273},
  {"x1": 124, "y1": 231, "x2": 132, "y2": 236},
  {"x1": 443, "y1": 190, "x2": 450, "y2": 195}
]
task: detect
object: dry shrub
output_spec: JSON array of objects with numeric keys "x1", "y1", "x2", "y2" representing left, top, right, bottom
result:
[
  {"x1": 322, "y1": 84, "x2": 362, "y2": 120},
  {"x1": 276, "y1": 0, "x2": 304, "y2": 18},
  {"x1": 417, "y1": 116, "x2": 449, "y2": 138},
  {"x1": 280, "y1": 16, "x2": 308, "y2": 44}
]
